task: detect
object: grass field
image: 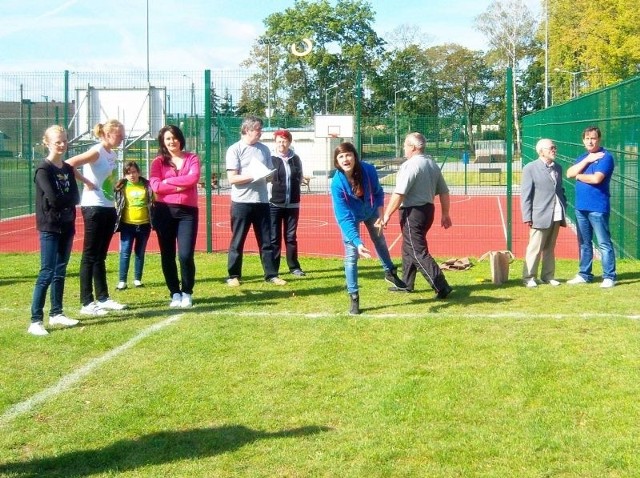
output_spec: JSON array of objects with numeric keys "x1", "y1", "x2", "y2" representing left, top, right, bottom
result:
[{"x1": 2, "y1": 252, "x2": 640, "y2": 477}]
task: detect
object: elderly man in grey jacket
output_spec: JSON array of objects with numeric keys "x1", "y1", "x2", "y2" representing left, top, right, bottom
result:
[{"x1": 521, "y1": 138, "x2": 567, "y2": 287}]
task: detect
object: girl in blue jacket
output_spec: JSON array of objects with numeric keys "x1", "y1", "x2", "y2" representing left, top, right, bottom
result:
[{"x1": 330, "y1": 142, "x2": 406, "y2": 315}]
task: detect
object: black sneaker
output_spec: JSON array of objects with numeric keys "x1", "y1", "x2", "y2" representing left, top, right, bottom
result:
[
  {"x1": 291, "y1": 269, "x2": 306, "y2": 277},
  {"x1": 384, "y1": 271, "x2": 407, "y2": 290},
  {"x1": 388, "y1": 286, "x2": 412, "y2": 293},
  {"x1": 436, "y1": 285, "x2": 453, "y2": 300}
]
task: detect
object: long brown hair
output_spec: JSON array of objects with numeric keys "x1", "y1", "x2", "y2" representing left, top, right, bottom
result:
[
  {"x1": 333, "y1": 142, "x2": 363, "y2": 196},
  {"x1": 157, "y1": 125, "x2": 186, "y2": 167}
]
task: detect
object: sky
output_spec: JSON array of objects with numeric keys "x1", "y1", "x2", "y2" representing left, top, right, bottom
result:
[{"x1": 1, "y1": 0, "x2": 542, "y2": 72}]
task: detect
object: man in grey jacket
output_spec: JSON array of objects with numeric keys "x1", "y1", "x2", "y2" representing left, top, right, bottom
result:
[{"x1": 521, "y1": 138, "x2": 567, "y2": 287}]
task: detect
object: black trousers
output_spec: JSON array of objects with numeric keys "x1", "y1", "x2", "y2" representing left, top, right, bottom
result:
[
  {"x1": 154, "y1": 202, "x2": 198, "y2": 296},
  {"x1": 228, "y1": 202, "x2": 278, "y2": 280},
  {"x1": 269, "y1": 204, "x2": 302, "y2": 273},
  {"x1": 399, "y1": 203, "x2": 449, "y2": 294},
  {"x1": 80, "y1": 206, "x2": 117, "y2": 306}
]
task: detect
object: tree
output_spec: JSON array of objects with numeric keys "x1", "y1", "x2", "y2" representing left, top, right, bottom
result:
[
  {"x1": 219, "y1": 89, "x2": 235, "y2": 116},
  {"x1": 240, "y1": 0, "x2": 385, "y2": 120},
  {"x1": 236, "y1": 80, "x2": 266, "y2": 117},
  {"x1": 475, "y1": 0, "x2": 537, "y2": 152},
  {"x1": 547, "y1": 0, "x2": 640, "y2": 102},
  {"x1": 368, "y1": 44, "x2": 438, "y2": 118},
  {"x1": 209, "y1": 87, "x2": 220, "y2": 117},
  {"x1": 428, "y1": 44, "x2": 494, "y2": 149},
  {"x1": 382, "y1": 24, "x2": 433, "y2": 51}
]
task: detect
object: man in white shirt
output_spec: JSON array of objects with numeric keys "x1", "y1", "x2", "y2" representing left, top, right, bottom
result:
[{"x1": 225, "y1": 115, "x2": 286, "y2": 286}]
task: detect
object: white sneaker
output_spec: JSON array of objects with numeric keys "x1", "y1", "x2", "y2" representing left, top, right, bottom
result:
[
  {"x1": 169, "y1": 293, "x2": 182, "y2": 307},
  {"x1": 28, "y1": 321, "x2": 49, "y2": 336},
  {"x1": 80, "y1": 302, "x2": 108, "y2": 316},
  {"x1": 49, "y1": 314, "x2": 79, "y2": 327},
  {"x1": 525, "y1": 278, "x2": 537, "y2": 288},
  {"x1": 567, "y1": 275, "x2": 587, "y2": 285},
  {"x1": 97, "y1": 298, "x2": 127, "y2": 310},
  {"x1": 180, "y1": 293, "x2": 193, "y2": 308},
  {"x1": 543, "y1": 279, "x2": 561, "y2": 286},
  {"x1": 226, "y1": 277, "x2": 240, "y2": 287},
  {"x1": 116, "y1": 281, "x2": 127, "y2": 290},
  {"x1": 601, "y1": 278, "x2": 615, "y2": 288},
  {"x1": 268, "y1": 277, "x2": 287, "y2": 285},
  {"x1": 133, "y1": 280, "x2": 143, "y2": 287}
]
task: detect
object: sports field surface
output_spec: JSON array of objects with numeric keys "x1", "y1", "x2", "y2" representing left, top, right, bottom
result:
[
  {"x1": 0, "y1": 194, "x2": 578, "y2": 260},
  {"x1": 1, "y1": 252, "x2": 639, "y2": 477}
]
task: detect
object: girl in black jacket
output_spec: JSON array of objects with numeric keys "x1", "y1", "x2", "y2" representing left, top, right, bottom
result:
[{"x1": 29, "y1": 125, "x2": 80, "y2": 336}]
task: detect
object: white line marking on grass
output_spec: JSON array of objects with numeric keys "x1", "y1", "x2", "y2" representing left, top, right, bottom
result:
[
  {"x1": 0, "y1": 315, "x2": 182, "y2": 427},
  {"x1": 232, "y1": 310, "x2": 640, "y2": 321}
]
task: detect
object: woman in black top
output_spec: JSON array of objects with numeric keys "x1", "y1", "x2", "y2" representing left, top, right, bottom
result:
[
  {"x1": 29, "y1": 125, "x2": 80, "y2": 336},
  {"x1": 269, "y1": 129, "x2": 306, "y2": 276}
]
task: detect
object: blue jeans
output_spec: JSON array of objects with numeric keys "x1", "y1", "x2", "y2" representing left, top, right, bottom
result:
[
  {"x1": 118, "y1": 223, "x2": 151, "y2": 282},
  {"x1": 343, "y1": 216, "x2": 396, "y2": 294},
  {"x1": 31, "y1": 229, "x2": 74, "y2": 323},
  {"x1": 575, "y1": 209, "x2": 616, "y2": 281}
]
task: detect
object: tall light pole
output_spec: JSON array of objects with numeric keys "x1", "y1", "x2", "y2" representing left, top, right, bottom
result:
[
  {"x1": 258, "y1": 37, "x2": 277, "y2": 127},
  {"x1": 146, "y1": 0, "x2": 150, "y2": 84},
  {"x1": 41, "y1": 95, "x2": 49, "y2": 121},
  {"x1": 183, "y1": 75, "x2": 195, "y2": 117},
  {"x1": 182, "y1": 75, "x2": 196, "y2": 150},
  {"x1": 554, "y1": 68, "x2": 597, "y2": 99},
  {"x1": 544, "y1": 0, "x2": 549, "y2": 108},
  {"x1": 394, "y1": 88, "x2": 406, "y2": 158},
  {"x1": 325, "y1": 84, "x2": 338, "y2": 114}
]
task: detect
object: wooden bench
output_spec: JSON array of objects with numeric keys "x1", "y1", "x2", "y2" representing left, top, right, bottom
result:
[{"x1": 478, "y1": 168, "x2": 502, "y2": 185}]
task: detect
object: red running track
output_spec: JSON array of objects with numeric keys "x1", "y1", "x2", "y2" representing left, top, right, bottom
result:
[{"x1": 0, "y1": 194, "x2": 578, "y2": 260}]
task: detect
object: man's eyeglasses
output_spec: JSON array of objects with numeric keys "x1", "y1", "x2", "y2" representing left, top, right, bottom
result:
[{"x1": 545, "y1": 146, "x2": 557, "y2": 151}]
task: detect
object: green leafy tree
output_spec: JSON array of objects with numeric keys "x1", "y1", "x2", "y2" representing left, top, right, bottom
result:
[
  {"x1": 475, "y1": 0, "x2": 537, "y2": 152},
  {"x1": 429, "y1": 44, "x2": 494, "y2": 149},
  {"x1": 236, "y1": 80, "x2": 266, "y2": 117},
  {"x1": 219, "y1": 89, "x2": 235, "y2": 116},
  {"x1": 368, "y1": 44, "x2": 438, "y2": 117},
  {"x1": 209, "y1": 87, "x2": 220, "y2": 117},
  {"x1": 239, "y1": 0, "x2": 385, "y2": 120},
  {"x1": 547, "y1": 0, "x2": 640, "y2": 102}
]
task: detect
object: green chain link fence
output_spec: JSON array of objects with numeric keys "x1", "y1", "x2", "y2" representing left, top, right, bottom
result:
[{"x1": 523, "y1": 75, "x2": 640, "y2": 259}]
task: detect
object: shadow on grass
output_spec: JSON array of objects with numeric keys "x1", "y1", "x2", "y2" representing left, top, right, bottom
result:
[
  {"x1": 614, "y1": 270, "x2": 640, "y2": 286},
  {"x1": 62, "y1": 282, "x2": 348, "y2": 329},
  {"x1": 0, "y1": 424, "x2": 332, "y2": 477}
]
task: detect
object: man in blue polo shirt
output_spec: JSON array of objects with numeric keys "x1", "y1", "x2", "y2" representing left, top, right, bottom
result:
[{"x1": 566, "y1": 126, "x2": 616, "y2": 288}]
